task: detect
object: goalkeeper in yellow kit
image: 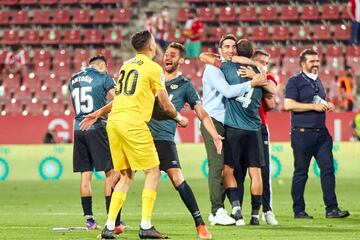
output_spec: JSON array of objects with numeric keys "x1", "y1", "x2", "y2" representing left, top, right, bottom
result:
[{"x1": 80, "y1": 30, "x2": 188, "y2": 239}]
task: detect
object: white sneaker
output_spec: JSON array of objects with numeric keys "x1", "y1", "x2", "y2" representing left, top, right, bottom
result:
[
  {"x1": 209, "y1": 208, "x2": 236, "y2": 226},
  {"x1": 230, "y1": 207, "x2": 246, "y2": 226},
  {"x1": 264, "y1": 211, "x2": 278, "y2": 225}
]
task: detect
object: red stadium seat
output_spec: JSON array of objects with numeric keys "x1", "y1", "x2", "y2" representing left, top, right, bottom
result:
[
  {"x1": 34, "y1": 88, "x2": 53, "y2": 102},
  {"x1": 341, "y1": 4, "x2": 351, "y2": 20},
  {"x1": 53, "y1": 61, "x2": 71, "y2": 78},
  {"x1": 62, "y1": 29, "x2": 82, "y2": 45},
  {"x1": 306, "y1": 45, "x2": 323, "y2": 57},
  {"x1": 34, "y1": 61, "x2": 51, "y2": 77},
  {"x1": 83, "y1": 29, "x2": 103, "y2": 45},
  {"x1": 312, "y1": 25, "x2": 332, "y2": 41},
  {"x1": 263, "y1": 46, "x2": 281, "y2": 65},
  {"x1": 230, "y1": 26, "x2": 248, "y2": 39},
  {"x1": 95, "y1": 49, "x2": 112, "y2": 61},
  {"x1": 39, "y1": 0, "x2": 57, "y2": 4},
  {"x1": 239, "y1": 6, "x2": 257, "y2": 22},
  {"x1": 2, "y1": 73, "x2": 21, "y2": 90},
  {"x1": 79, "y1": 0, "x2": 97, "y2": 4},
  {"x1": 53, "y1": 49, "x2": 71, "y2": 64},
  {"x1": 0, "y1": 49, "x2": 7, "y2": 64},
  {"x1": 103, "y1": 29, "x2": 122, "y2": 45},
  {"x1": 73, "y1": 49, "x2": 90, "y2": 71},
  {"x1": 198, "y1": 7, "x2": 216, "y2": 22},
  {"x1": 101, "y1": 0, "x2": 117, "y2": 3},
  {"x1": 11, "y1": 10, "x2": 29, "y2": 25},
  {"x1": 52, "y1": 9, "x2": 70, "y2": 25},
  {"x1": 326, "y1": 45, "x2": 343, "y2": 57},
  {"x1": 25, "y1": 102, "x2": 45, "y2": 116},
  {"x1": 168, "y1": 28, "x2": 186, "y2": 43},
  {"x1": 92, "y1": 9, "x2": 111, "y2": 24},
  {"x1": 321, "y1": 4, "x2": 340, "y2": 20},
  {"x1": 33, "y1": 49, "x2": 51, "y2": 63},
  {"x1": 31, "y1": 10, "x2": 50, "y2": 25},
  {"x1": 346, "y1": 56, "x2": 360, "y2": 71},
  {"x1": 16, "y1": 88, "x2": 32, "y2": 101},
  {"x1": 209, "y1": 27, "x2": 228, "y2": 43},
  {"x1": 59, "y1": 0, "x2": 77, "y2": 4},
  {"x1": 2, "y1": 0, "x2": 18, "y2": 6},
  {"x1": 22, "y1": 72, "x2": 40, "y2": 91},
  {"x1": 218, "y1": 6, "x2": 237, "y2": 22},
  {"x1": 2, "y1": 30, "x2": 20, "y2": 45},
  {"x1": 279, "y1": 5, "x2": 298, "y2": 21},
  {"x1": 251, "y1": 26, "x2": 270, "y2": 42},
  {"x1": 45, "y1": 73, "x2": 64, "y2": 91},
  {"x1": 19, "y1": 0, "x2": 37, "y2": 4},
  {"x1": 4, "y1": 102, "x2": 22, "y2": 116},
  {"x1": 291, "y1": 25, "x2": 311, "y2": 41},
  {"x1": 300, "y1": 5, "x2": 319, "y2": 21},
  {"x1": 346, "y1": 45, "x2": 360, "y2": 56},
  {"x1": 285, "y1": 46, "x2": 303, "y2": 58},
  {"x1": 22, "y1": 29, "x2": 41, "y2": 45},
  {"x1": 177, "y1": 8, "x2": 190, "y2": 23},
  {"x1": 334, "y1": 25, "x2": 351, "y2": 41},
  {"x1": 259, "y1": 5, "x2": 277, "y2": 22},
  {"x1": 271, "y1": 26, "x2": 290, "y2": 41},
  {"x1": 319, "y1": 70, "x2": 336, "y2": 84},
  {"x1": 0, "y1": 10, "x2": 9, "y2": 25},
  {"x1": 41, "y1": 29, "x2": 61, "y2": 45},
  {"x1": 112, "y1": 9, "x2": 131, "y2": 24},
  {"x1": 46, "y1": 101, "x2": 64, "y2": 115},
  {"x1": 72, "y1": 9, "x2": 90, "y2": 24},
  {"x1": 282, "y1": 57, "x2": 300, "y2": 72},
  {"x1": 325, "y1": 56, "x2": 344, "y2": 73}
]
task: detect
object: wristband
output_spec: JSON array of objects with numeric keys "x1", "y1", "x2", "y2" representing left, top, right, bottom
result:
[{"x1": 174, "y1": 112, "x2": 183, "y2": 122}]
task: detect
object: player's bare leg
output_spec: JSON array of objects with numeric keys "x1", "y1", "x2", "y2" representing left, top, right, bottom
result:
[
  {"x1": 80, "y1": 171, "x2": 97, "y2": 229},
  {"x1": 248, "y1": 167, "x2": 263, "y2": 225},
  {"x1": 223, "y1": 165, "x2": 245, "y2": 226},
  {"x1": 167, "y1": 168, "x2": 211, "y2": 239}
]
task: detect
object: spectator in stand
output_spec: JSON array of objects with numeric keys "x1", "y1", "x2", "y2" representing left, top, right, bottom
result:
[
  {"x1": 144, "y1": 11, "x2": 164, "y2": 62},
  {"x1": 338, "y1": 65, "x2": 355, "y2": 111},
  {"x1": 154, "y1": 6, "x2": 170, "y2": 51},
  {"x1": 183, "y1": 8, "x2": 204, "y2": 60},
  {"x1": 4, "y1": 48, "x2": 26, "y2": 84},
  {"x1": 348, "y1": 0, "x2": 360, "y2": 45}
]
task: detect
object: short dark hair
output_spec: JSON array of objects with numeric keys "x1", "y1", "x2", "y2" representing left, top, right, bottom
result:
[
  {"x1": 168, "y1": 42, "x2": 185, "y2": 58},
  {"x1": 253, "y1": 49, "x2": 270, "y2": 59},
  {"x1": 300, "y1": 49, "x2": 318, "y2": 63},
  {"x1": 189, "y1": 8, "x2": 197, "y2": 15},
  {"x1": 131, "y1": 30, "x2": 152, "y2": 52},
  {"x1": 89, "y1": 55, "x2": 107, "y2": 65},
  {"x1": 236, "y1": 39, "x2": 253, "y2": 58},
  {"x1": 219, "y1": 34, "x2": 237, "y2": 48}
]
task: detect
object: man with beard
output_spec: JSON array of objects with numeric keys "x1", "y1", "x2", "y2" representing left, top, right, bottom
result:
[
  {"x1": 148, "y1": 42, "x2": 223, "y2": 239},
  {"x1": 284, "y1": 49, "x2": 350, "y2": 219}
]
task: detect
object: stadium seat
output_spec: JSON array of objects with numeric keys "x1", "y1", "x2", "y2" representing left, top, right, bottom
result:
[
  {"x1": 0, "y1": 49, "x2": 7, "y2": 64},
  {"x1": 39, "y1": 0, "x2": 57, "y2": 4},
  {"x1": 325, "y1": 56, "x2": 344, "y2": 73},
  {"x1": 282, "y1": 57, "x2": 300, "y2": 72},
  {"x1": 16, "y1": 88, "x2": 32, "y2": 101},
  {"x1": 168, "y1": 28, "x2": 186, "y2": 43},
  {"x1": 251, "y1": 26, "x2": 270, "y2": 42},
  {"x1": 19, "y1": 0, "x2": 37, "y2": 4},
  {"x1": 62, "y1": 29, "x2": 82, "y2": 45},
  {"x1": 218, "y1": 6, "x2": 237, "y2": 22},
  {"x1": 73, "y1": 49, "x2": 90, "y2": 71},
  {"x1": 22, "y1": 29, "x2": 41, "y2": 45},
  {"x1": 198, "y1": 7, "x2": 216, "y2": 22},
  {"x1": 341, "y1": 4, "x2": 351, "y2": 20},
  {"x1": 34, "y1": 88, "x2": 53, "y2": 101},
  {"x1": 285, "y1": 46, "x2": 303, "y2": 58},
  {"x1": 53, "y1": 61, "x2": 71, "y2": 78},
  {"x1": 259, "y1": 5, "x2": 277, "y2": 22},
  {"x1": 319, "y1": 70, "x2": 336, "y2": 84},
  {"x1": 46, "y1": 101, "x2": 64, "y2": 115},
  {"x1": 52, "y1": 9, "x2": 71, "y2": 25},
  {"x1": 306, "y1": 45, "x2": 323, "y2": 57},
  {"x1": 239, "y1": 6, "x2": 257, "y2": 22},
  {"x1": 45, "y1": 73, "x2": 63, "y2": 91},
  {"x1": 112, "y1": 9, "x2": 131, "y2": 24},
  {"x1": 59, "y1": 0, "x2": 77, "y2": 4},
  {"x1": 2, "y1": 73, "x2": 21, "y2": 90},
  {"x1": 312, "y1": 25, "x2": 332, "y2": 41},
  {"x1": 209, "y1": 27, "x2": 228, "y2": 43},
  {"x1": 2, "y1": 0, "x2": 18, "y2": 6},
  {"x1": 33, "y1": 49, "x2": 51, "y2": 63},
  {"x1": 92, "y1": 9, "x2": 111, "y2": 24},
  {"x1": 326, "y1": 45, "x2": 343, "y2": 57},
  {"x1": 103, "y1": 29, "x2": 122, "y2": 45},
  {"x1": 31, "y1": 10, "x2": 50, "y2": 25},
  {"x1": 79, "y1": 0, "x2": 97, "y2": 4},
  {"x1": 41, "y1": 29, "x2": 61, "y2": 45},
  {"x1": 263, "y1": 46, "x2": 281, "y2": 66},
  {"x1": 291, "y1": 25, "x2": 311, "y2": 41},
  {"x1": 346, "y1": 45, "x2": 360, "y2": 56},
  {"x1": 300, "y1": 5, "x2": 319, "y2": 21},
  {"x1": 22, "y1": 72, "x2": 40, "y2": 91},
  {"x1": 72, "y1": 9, "x2": 91, "y2": 24},
  {"x1": 95, "y1": 49, "x2": 112, "y2": 60},
  {"x1": 53, "y1": 49, "x2": 71, "y2": 64},
  {"x1": 279, "y1": 5, "x2": 298, "y2": 21},
  {"x1": 2, "y1": 30, "x2": 20, "y2": 45},
  {"x1": 177, "y1": 8, "x2": 190, "y2": 22},
  {"x1": 11, "y1": 10, "x2": 29, "y2": 25},
  {"x1": 0, "y1": 10, "x2": 9, "y2": 25},
  {"x1": 25, "y1": 102, "x2": 45, "y2": 116},
  {"x1": 334, "y1": 25, "x2": 351, "y2": 41},
  {"x1": 4, "y1": 102, "x2": 22, "y2": 116},
  {"x1": 230, "y1": 26, "x2": 248, "y2": 39},
  {"x1": 271, "y1": 26, "x2": 290, "y2": 41},
  {"x1": 83, "y1": 29, "x2": 103, "y2": 45},
  {"x1": 346, "y1": 56, "x2": 360, "y2": 71},
  {"x1": 321, "y1": 4, "x2": 340, "y2": 20},
  {"x1": 33, "y1": 61, "x2": 51, "y2": 77},
  {"x1": 101, "y1": 0, "x2": 117, "y2": 3}
]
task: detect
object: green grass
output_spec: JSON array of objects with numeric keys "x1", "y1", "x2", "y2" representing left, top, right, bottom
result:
[{"x1": 0, "y1": 177, "x2": 359, "y2": 240}]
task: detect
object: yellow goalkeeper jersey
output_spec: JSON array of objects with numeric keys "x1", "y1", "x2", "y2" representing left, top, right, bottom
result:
[{"x1": 109, "y1": 54, "x2": 165, "y2": 124}]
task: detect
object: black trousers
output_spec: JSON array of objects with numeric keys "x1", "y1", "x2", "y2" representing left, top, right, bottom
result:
[
  {"x1": 235, "y1": 124, "x2": 272, "y2": 212},
  {"x1": 291, "y1": 127, "x2": 338, "y2": 213}
]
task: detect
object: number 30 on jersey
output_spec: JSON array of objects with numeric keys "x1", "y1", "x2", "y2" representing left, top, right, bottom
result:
[{"x1": 116, "y1": 69, "x2": 139, "y2": 96}]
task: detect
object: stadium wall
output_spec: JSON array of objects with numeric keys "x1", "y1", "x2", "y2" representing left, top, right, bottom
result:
[
  {"x1": 0, "y1": 112, "x2": 357, "y2": 144},
  {"x1": 0, "y1": 143, "x2": 359, "y2": 181}
]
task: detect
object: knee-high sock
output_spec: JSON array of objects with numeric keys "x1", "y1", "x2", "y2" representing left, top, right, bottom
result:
[{"x1": 142, "y1": 189, "x2": 157, "y2": 222}]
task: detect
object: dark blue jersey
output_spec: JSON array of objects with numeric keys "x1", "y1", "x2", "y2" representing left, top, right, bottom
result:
[
  {"x1": 148, "y1": 75, "x2": 201, "y2": 141},
  {"x1": 221, "y1": 61, "x2": 263, "y2": 131},
  {"x1": 68, "y1": 67, "x2": 116, "y2": 130}
]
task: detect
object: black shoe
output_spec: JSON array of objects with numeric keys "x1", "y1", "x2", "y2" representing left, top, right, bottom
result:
[
  {"x1": 326, "y1": 208, "x2": 350, "y2": 218},
  {"x1": 250, "y1": 216, "x2": 260, "y2": 225},
  {"x1": 294, "y1": 211, "x2": 313, "y2": 219},
  {"x1": 101, "y1": 226, "x2": 116, "y2": 239},
  {"x1": 139, "y1": 226, "x2": 169, "y2": 239}
]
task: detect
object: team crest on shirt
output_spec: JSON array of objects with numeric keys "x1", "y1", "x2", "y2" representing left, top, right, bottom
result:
[
  {"x1": 170, "y1": 84, "x2": 178, "y2": 90},
  {"x1": 160, "y1": 74, "x2": 166, "y2": 86}
]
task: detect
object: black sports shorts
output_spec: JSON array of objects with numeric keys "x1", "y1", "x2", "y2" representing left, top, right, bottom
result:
[{"x1": 154, "y1": 140, "x2": 181, "y2": 171}]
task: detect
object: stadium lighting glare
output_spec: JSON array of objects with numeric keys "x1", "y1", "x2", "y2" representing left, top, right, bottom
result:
[
  {"x1": 43, "y1": 109, "x2": 49, "y2": 116},
  {"x1": 1, "y1": 110, "x2": 6, "y2": 116},
  {"x1": 32, "y1": 98, "x2": 37, "y2": 103},
  {"x1": 64, "y1": 109, "x2": 70, "y2": 116},
  {"x1": 22, "y1": 110, "x2": 28, "y2": 116},
  {"x1": 11, "y1": 98, "x2": 16, "y2": 103}
]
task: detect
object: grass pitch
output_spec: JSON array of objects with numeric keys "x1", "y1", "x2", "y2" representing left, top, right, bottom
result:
[{"x1": 0, "y1": 177, "x2": 359, "y2": 240}]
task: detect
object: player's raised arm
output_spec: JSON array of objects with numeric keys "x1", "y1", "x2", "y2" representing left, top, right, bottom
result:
[
  {"x1": 199, "y1": 52, "x2": 221, "y2": 66},
  {"x1": 231, "y1": 55, "x2": 261, "y2": 68}
]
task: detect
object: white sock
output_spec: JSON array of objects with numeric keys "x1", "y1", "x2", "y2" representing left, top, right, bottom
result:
[
  {"x1": 252, "y1": 215, "x2": 259, "y2": 219},
  {"x1": 232, "y1": 206, "x2": 241, "y2": 215},
  {"x1": 106, "y1": 219, "x2": 115, "y2": 230},
  {"x1": 140, "y1": 220, "x2": 151, "y2": 230}
]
